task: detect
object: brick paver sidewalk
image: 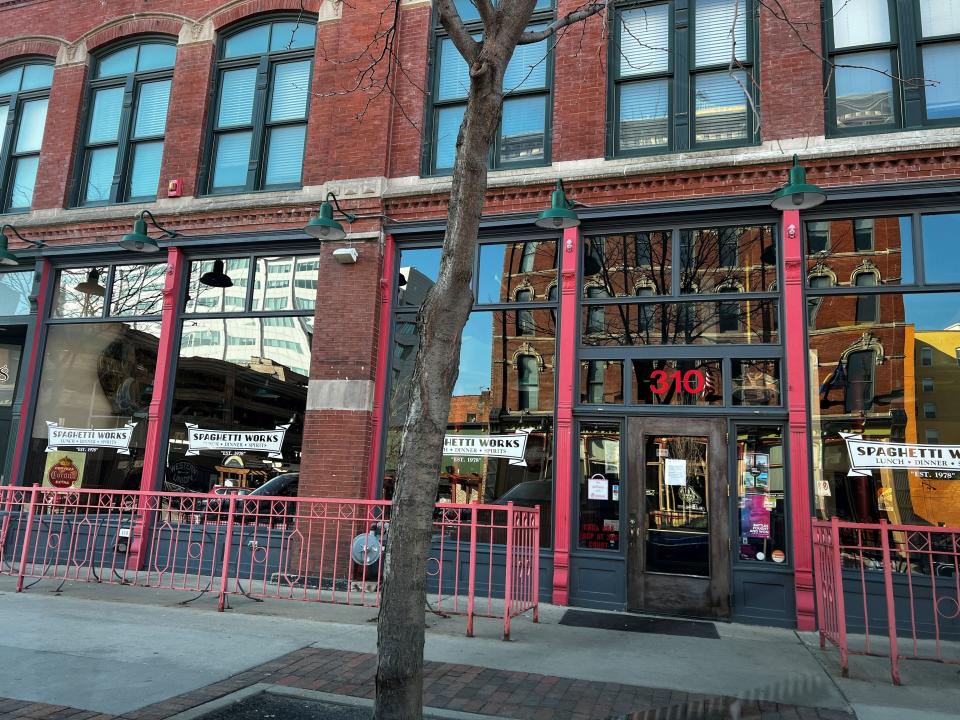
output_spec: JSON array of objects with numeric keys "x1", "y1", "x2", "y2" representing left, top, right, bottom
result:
[{"x1": 0, "y1": 647, "x2": 855, "y2": 720}]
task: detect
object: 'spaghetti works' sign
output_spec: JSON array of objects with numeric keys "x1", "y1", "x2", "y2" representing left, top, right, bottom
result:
[
  {"x1": 185, "y1": 423, "x2": 289, "y2": 458},
  {"x1": 842, "y1": 432, "x2": 960, "y2": 476},
  {"x1": 45, "y1": 422, "x2": 137, "y2": 454},
  {"x1": 443, "y1": 433, "x2": 528, "y2": 466}
]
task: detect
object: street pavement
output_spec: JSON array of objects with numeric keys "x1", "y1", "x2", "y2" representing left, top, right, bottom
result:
[{"x1": 0, "y1": 576, "x2": 957, "y2": 719}]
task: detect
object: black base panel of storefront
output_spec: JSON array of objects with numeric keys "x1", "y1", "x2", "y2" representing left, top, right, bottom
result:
[
  {"x1": 559, "y1": 609, "x2": 720, "y2": 638},
  {"x1": 843, "y1": 573, "x2": 960, "y2": 641}
]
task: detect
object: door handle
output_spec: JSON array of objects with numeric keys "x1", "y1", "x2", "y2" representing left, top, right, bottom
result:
[{"x1": 628, "y1": 516, "x2": 639, "y2": 540}]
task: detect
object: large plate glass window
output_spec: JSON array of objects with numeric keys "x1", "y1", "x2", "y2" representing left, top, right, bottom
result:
[
  {"x1": 610, "y1": 0, "x2": 756, "y2": 157},
  {"x1": 163, "y1": 253, "x2": 318, "y2": 493},
  {"x1": 77, "y1": 41, "x2": 176, "y2": 205},
  {"x1": 0, "y1": 62, "x2": 52, "y2": 211},
  {"x1": 207, "y1": 17, "x2": 315, "y2": 193},
  {"x1": 24, "y1": 262, "x2": 167, "y2": 490},
  {"x1": 385, "y1": 239, "x2": 559, "y2": 547},
  {"x1": 426, "y1": 0, "x2": 553, "y2": 175},
  {"x1": 826, "y1": 0, "x2": 960, "y2": 133},
  {"x1": 806, "y1": 209, "x2": 960, "y2": 569}
]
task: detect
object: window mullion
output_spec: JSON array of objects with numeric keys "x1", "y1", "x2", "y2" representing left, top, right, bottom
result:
[
  {"x1": 111, "y1": 77, "x2": 137, "y2": 203},
  {"x1": 247, "y1": 57, "x2": 271, "y2": 191},
  {"x1": 0, "y1": 96, "x2": 19, "y2": 209},
  {"x1": 674, "y1": 0, "x2": 690, "y2": 151}
]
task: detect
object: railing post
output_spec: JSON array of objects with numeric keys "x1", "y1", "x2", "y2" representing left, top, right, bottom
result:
[
  {"x1": 878, "y1": 519, "x2": 901, "y2": 685},
  {"x1": 218, "y1": 496, "x2": 237, "y2": 612},
  {"x1": 830, "y1": 516, "x2": 849, "y2": 677},
  {"x1": 503, "y1": 502, "x2": 514, "y2": 641},
  {"x1": 532, "y1": 505, "x2": 540, "y2": 623},
  {"x1": 16, "y1": 484, "x2": 39, "y2": 592},
  {"x1": 466, "y1": 503, "x2": 478, "y2": 638}
]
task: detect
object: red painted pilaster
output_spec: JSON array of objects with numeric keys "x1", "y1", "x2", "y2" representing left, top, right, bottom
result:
[
  {"x1": 129, "y1": 247, "x2": 186, "y2": 567},
  {"x1": 782, "y1": 208, "x2": 815, "y2": 631},
  {"x1": 551, "y1": 226, "x2": 579, "y2": 605},
  {"x1": 366, "y1": 233, "x2": 396, "y2": 500}
]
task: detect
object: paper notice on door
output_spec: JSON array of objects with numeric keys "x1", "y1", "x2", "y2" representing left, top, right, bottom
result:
[
  {"x1": 587, "y1": 474, "x2": 608, "y2": 500},
  {"x1": 665, "y1": 458, "x2": 687, "y2": 486}
]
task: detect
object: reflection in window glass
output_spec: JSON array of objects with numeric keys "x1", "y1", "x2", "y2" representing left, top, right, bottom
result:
[
  {"x1": 680, "y1": 225, "x2": 775, "y2": 294},
  {"x1": 25, "y1": 322, "x2": 159, "y2": 489},
  {"x1": 397, "y1": 247, "x2": 441, "y2": 308},
  {"x1": 732, "y1": 359, "x2": 780, "y2": 406},
  {"x1": 921, "y1": 213, "x2": 960, "y2": 284},
  {"x1": 109, "y1": 264, "x2": 165, "y2": 316},
  {"x1": 165, "y1": 317, "x2": 310, "y2": 493},
  {"x1": 52, "y1": 267, "x2": 107, "y2": 318},
  {"x1": 384, "y1": 309, "x2": 555, "y2": 546},
  {"x1": 805, "y1": 216, "x2": 913, "y2": 285},
  {"x1": 578, "y1": 422, "x2": 621, "y2": 550},
  {"x1": 737, "y1": 426, "x2": 786, "y2": 564},
  {"x1": 693, "y1": 71, "x2": 748, "y2": 144},
  {"x1": 632, "y1": 358, "x2": 722, "y2": 406},
  {"x1": 0, "y1": 271, "x2": 33, "y2": 315},
  {"x1": 583, "y1": 300, "x2": 779, "y2": 345},
  {"x1": 834, "y1": 51, "x2": 895, "y2": 129},
  {"x1": 579, "y1": 360, "x2": 624, "y2": 404},
  {"x1": 252, "y1": 255, "x2": 319, "y2": 311},
  {"x1": 810, "y1": 291, "x2": 960, "y2": 552},
  {"x1": 185, "y1": 258, "x2": 250, "y2": 313},
  {"x1": 582, "y1": 232, "x2": 671, "y2": 296},
  {"x1": 477, "y1": 240, "x2": 557, "y2": 304}
]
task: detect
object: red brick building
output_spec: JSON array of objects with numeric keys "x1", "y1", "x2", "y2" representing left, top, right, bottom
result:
[{"x1": 0, "y1": 0, "x2": 959, "y2": 631}]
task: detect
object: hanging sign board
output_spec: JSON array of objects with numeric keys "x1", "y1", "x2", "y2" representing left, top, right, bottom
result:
[
  {"x1": 442, "y1": 433, "x2": 528, "y2": 466},
  {"x1": 185, "y1": 423, "x2": 290, "y2": 458},
  {"x1": 587, "y1": 474, "x2": 609, "y2": 500},
  {"x1": 45, "y1": 421, "x2": 137, "y2": 454},
  {"x1": 841, "y1": 433, "x2": 960, "y2": 476}
]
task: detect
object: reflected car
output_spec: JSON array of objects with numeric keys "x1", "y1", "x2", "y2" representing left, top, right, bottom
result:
[{"x1": 204, "y1": 473, "x2": 300, "y2": 526}]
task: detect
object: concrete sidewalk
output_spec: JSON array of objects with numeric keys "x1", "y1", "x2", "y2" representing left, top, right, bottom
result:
[{"x1": 0, "y1": 577, "x2": 956, "y2": 719}]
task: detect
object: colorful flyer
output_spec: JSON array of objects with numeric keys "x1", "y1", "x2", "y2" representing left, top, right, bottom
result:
[{"x1": 42, "y1": 451, "x2": 86, "y2": 490}]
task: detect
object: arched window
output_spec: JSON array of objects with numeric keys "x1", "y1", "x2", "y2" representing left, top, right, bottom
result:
[
  {"x1": 844, "y1": 349, "x2": 876, "y2": 413},
  {"x1": 77, "y1": 41, "x2": 176, "y2": 205},
  {"x1": 0, "y1": 61, "x2": 53, "y2": 211},
  {"x1": 854, "y1": 271, "x2": 879, "y2": 323},
  {"x1": 517, "y1": 355, "x2": 540, "y2": 411},
  {"x1": 207, "y1": 17, "x2": 315, "y2": 194}
]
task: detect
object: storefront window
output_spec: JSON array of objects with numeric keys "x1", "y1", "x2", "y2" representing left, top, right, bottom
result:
[
  {"x1": 0, "y1": 271, "x2": 33, "y2": 316},
  {"x1": 385, "y1": 246, "x2": 558, "y2": 547},
  {"x1": 582, "y1": 232, "x2": 672, "y2": 295},
  {"x1": 679, "y1": 225, "x2": 776, "y2": 294},
  {"x1": 809, "y1": 289, "x2": 960, "y2": 538},
  {"x1": 164, "y1": 254, "x2": 315, "y2": 493},
  {"x1": 579, "y1": 360, "x2": 624, "y2": 404},
  {"x1": 632, "y1": 359, "x2": 722, "y2": 406},
  {"x1": 921, "y1": 213, "x2": 960, "y2": 284},
  {"x1": 805, "y1": 215, "x2": 913, "y2": 285},
  {"x1": 732, "y1": 359, "x2": 781, "y2": 406},
  {"x1": 578, "y1": 421, "x2": 621, "y2": 550},
  {"x1": 736, "y1": 425, "x2": 786, "y2": 564}
]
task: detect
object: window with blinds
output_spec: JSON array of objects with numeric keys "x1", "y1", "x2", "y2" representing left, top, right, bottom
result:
[
  {"x1": 826, "y1": 0, "x2": 960, "y2": 133},
  {"x1": 0, "y1": 62, "x2": 52, "y2": 211},
  {"x1": 610, "y1": 0, "x2": 756, "y2": 157},
  {"x1": 76, "y1": 42, "x2": 176, "y2": 205},
  {"x1": 426, "y1": 0, "x2": 553, "y2": 175},
  {"x1": 206, "y1": 17, "x2": 316, "y2": 194}
]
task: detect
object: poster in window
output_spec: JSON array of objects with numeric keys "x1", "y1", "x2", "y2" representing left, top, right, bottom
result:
[
  {"x1": 0, "y1": 343, "x2": 21, "y2": 407},
  {"x1": 43, "y1": 451, "x2": 86, "y2": 490}
]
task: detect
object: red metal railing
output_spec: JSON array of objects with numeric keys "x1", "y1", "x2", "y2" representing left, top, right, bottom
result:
[
  {"x1": 812, "y1": 517, "x2": 960, "y2": 684},
  {"x1": 0, "y1": 485, "x2": 539, "y2": 639}
]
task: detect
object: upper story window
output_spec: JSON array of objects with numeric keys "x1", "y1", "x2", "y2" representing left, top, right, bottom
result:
[
  {"x1": 206, "y1": 17, "x2": 316, "y2": 194},
  {"x1": 826, "y1": 0, "x2": 960, "y2": 134},
  {"x1": 77, "y1": 41, "x2": 176, "y2": 206},
  {"x1": 425, "y1": 0, "x2": 553, "y2": 175},
  {"x1": 609, "y1": 0, "x2": 757, "y2": 158},
  {"x1": 0, "y1": 62, "x2": 52, "y2": 211}
]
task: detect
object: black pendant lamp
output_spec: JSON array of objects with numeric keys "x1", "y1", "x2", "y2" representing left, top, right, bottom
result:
[
  {"x1": 200, "y1": 259, "x2": 233, "y2": 288},
  {"x1": 76, "y1": 269, "x2": 106, "y2": 297}
]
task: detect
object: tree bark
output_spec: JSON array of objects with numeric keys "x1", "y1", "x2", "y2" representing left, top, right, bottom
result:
[{"x1": 373, "y1": 41, "x2": 508, "y2": 720}]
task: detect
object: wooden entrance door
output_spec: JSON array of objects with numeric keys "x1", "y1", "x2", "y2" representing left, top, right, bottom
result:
[{"x1": 626, "y1": 416, "x2": 730, "y2": 618}]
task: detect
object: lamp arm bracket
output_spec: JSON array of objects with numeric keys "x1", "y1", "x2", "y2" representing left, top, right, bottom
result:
[
  {"x1": 325, "y1": 192, "x2": 358, "y2": 223},
  {"x1": 139, "y1": 210, "x2": 179, "y2": 238},
  {"x1": 0, "y1": 224, "x2": 44, "y2": 247}
]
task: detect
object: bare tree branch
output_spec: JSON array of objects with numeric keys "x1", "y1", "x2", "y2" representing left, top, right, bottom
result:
[
  {"x1": 518, "y1": 1, "x2": 607, "y2": 44},
  {"x1": 436, "y1": 0, "x2": 482, "y2": 62}
]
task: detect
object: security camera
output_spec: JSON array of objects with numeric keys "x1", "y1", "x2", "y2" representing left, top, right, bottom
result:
[{"x1": 332, "y1": 248, "x2": 358, "y2": 264}]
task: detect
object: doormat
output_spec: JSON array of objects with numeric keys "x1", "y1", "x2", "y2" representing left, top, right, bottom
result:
[{"x1": 559, "y1": 609, "x2": 720, "y2": 639}]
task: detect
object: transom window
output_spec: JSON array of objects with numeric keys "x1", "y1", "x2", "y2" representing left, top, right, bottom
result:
[
  {"x1": 425, "y1": 0, "x2": 554, "y2": 175},
  {"x1": 609, "y1": 0, "x2": 757, "y2": 157},
  {"x1": 0, "y1": 62, "x2": 52, "y2": 211},
  {"x1": 77, "y1": 41, "x2": 176, "y2": 205},
  {"x1": 826, "y1": 0, "x2": 960, "y2": 133},
  {"x1": 206, "y1": 17, "x2": 315, "y2": 194}
]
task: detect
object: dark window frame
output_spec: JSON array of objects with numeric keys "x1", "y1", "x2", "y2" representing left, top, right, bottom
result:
[
  {"x1": 422, "y1": 2, "x2": 556, "y2": 176},
  {"x1": 824, "y1": 0, "x2": 960, "y2": 136},
  {"x1": 201, "y1": 14, "x2": 317, "y2": 196},
  {"x1": 73, "y1": 36, "x2": 177, "y2": 207},
  {"x1": 607, "y1": 0, "x2": 760, "y2": 159},
  {"x1": 0, "y1": 59, "x2": 53, "y2": 213}
]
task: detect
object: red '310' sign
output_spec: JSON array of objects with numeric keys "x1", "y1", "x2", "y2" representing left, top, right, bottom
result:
[{"x1": 650, "y1": 369, "x2": 706, "y2": 395}]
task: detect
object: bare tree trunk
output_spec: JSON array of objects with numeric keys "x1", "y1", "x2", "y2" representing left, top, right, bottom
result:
[{"x1": 374, "y1": 53, "x2": 505, "y2": 720}]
